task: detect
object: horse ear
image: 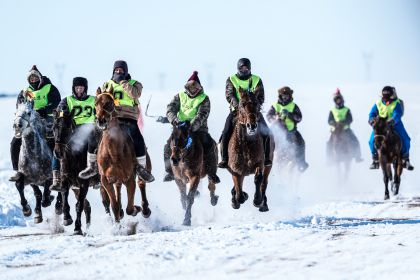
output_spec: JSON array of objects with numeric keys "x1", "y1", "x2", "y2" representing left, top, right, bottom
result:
[
  {"x1": 109, "y1": 84, "x2": 114, "y2": 94},
  {"x1": 96, "y1": 87, "x2": 102, "y2": 96}
]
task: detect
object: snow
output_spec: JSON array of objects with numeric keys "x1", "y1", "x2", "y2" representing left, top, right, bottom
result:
[{"x1": 1, "y1": 84, "x2": 420, "y2": 279}]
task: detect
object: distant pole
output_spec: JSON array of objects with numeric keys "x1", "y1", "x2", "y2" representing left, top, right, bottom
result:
[
  {"x1": 55, "y1": 63, "x2": 66, "y2": 91},
  {"x1": 205, "y1": 63, "x2": 214, "y2": 89},
  {"x1": 362, "y1": 51, "x2": 373, "y2": 82},
  {"x1": 158, "y1": 72, "x2": 166, "y2": 90}
]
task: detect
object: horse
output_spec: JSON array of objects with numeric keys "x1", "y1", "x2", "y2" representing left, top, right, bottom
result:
[
  {"x1": 52, "y1": 109, "x2": 100, "y2": 235},
  {"x1": 95, "y1": 86, "x2": 152, "y2": 223},
  {"x1": 13, "y1": 101, "x2": 55, "y2": 224},
  {"x1": 328, "y1": 123, "x2": 353, "y2": 181},
  {"x1": 372, "y1": 116, "x2": 403, "y2": 200},
  {"x1": 227, "y1": 88, "x2": 274, "y2": 211},
  {"x1": 169, "y1": 122, "x2": 219, "y2": 226}
]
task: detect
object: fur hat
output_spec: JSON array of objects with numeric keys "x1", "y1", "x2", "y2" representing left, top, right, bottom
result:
[
  {"x1": 113, "y1": 60, "x2": 128, "y2": 74},
  {"x1": 185, "y1": 71, "x2": 203, "y2": 96},
  {"x1": 72, "y1": 77, "x2": 88, "y2": 92},
  {"x1": 278, "y1": 86, "x2": 293, "y2": 96},
  {"x1": 27, "y1": 65, "x2": 42, "y2": 82}
]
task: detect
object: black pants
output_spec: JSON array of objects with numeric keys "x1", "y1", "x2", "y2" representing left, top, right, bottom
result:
[
  {"x1": 164, "y1": 131, "x2": 217, "y2": 175},
  {"x1": 219, "y1": 111, "x2": 270, "y2": 160},
  {"x1": 11, "y1": 136, "x2": 55, "y2": 171},
  {"x1": 119, "y1": 118, "x2": 146, "y2": 157},
  {"x1": 286, "y1": 130, "x2": 306, "y2": 164}
]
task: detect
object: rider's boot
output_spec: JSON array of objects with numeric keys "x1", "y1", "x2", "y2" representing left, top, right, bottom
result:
[
  {"x1": 402, "y1": 157, "x2": 414, "y2": 171},
  {"x1": 163, "y1": 147, "x2": 174, "y2": 182},
  {"x1": 79, "y1": 152, "x2": 98, "y2": 179},
  {"x1": 136, "y1": 156, "x2": 155, "y2": 183},
  {"x1": 369, "y1": 155, "x2": 379, "y2": 170},
  {"x1": 49, "y1": 170, "x2": 63, "y2": 192},
  {"x1": 217, "y1": 136, "x2": 229, "y2": 169}
]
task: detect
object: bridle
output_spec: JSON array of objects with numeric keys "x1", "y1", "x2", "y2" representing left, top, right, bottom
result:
[{"x1": 95, "y1": 92, "x2": 117, "y2": 119}]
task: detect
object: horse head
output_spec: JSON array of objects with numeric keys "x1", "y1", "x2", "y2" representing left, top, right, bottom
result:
[
  {"x1": 372, "y1": 116, "x2": 389, "y2": 150},
  {"x1": 170, "y1": 121, "x2": 191, "y2": 166},
  {"x1": 95, "y1": 85, "x2": 116, "y2": 130},
  {"x1": 53, "y1": 107, "x2": 75, "y2": 145},
  {"x1": 14, "y1": 101, "x2": 36, "y2": 137},
  {"x1": 237, "y1": 87, "x2": 260, "y2": 136}
]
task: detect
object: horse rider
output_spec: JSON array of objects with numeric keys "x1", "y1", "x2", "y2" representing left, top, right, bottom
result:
[
  {"x1": 326, "y1": 88, "x2": 363, "y2": 163},
  {"x1": 218, "y1": 58, "x2": 271, "y2": 168},
  {"x1": 163, "y1": 71, "x2": 220, "y2": 184},
  {"x1": 266, "y1": 86, "x2": 309, "y2": 172},
  {"x1": 368, "y1": 86, "x2": 414, "y2": 170},
  {"x1": 9, "y1": 65, "x2": 61, "y2": 182},
  {"x1": 49, "y1": 77, "x2": 98, "y2": 191},
  {"x1": 84, "y1": 60, "x2": 154, "y2": 182}
]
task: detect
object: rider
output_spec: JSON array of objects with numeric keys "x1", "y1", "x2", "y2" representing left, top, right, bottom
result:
[
  {"x1": 218, "y1": 58, "x2": 271, "y2": 168},
  {"x1": 9, "y1": 65, "x2": 61, "y2": 182},
  {"x1": 368, "y1": 86, "x2": 414, "y2": 170},
  {"x1": 266, "y1": 86, "x2": 309, "y2": 172},
  {"x1": 326, "y1": 88, "x2": 363, "y2": 163},
  {"x1": 50, "y1": 77, "x2": 98, "y2": 191},
  {"x1": 163, "y1": 71, "x2": 220, "y2": 184},
  {"x1": 88, "y1": 60, "x2": 155, "y2": 182}
]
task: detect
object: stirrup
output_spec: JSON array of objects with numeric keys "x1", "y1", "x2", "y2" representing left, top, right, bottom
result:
[{"x1": 369, "y1": 161, "x2": 379, "y2": 170}]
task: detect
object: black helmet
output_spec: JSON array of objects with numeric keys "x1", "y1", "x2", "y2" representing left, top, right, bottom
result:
[
  {"x1": 237, "y1": 58, "x2": 251, "y2": 79},
  {"x1": 382, "y1": 85, "x2": 393, "y2": 101},
  {"x1": 72, "y1": 77, "x2": 88, "y2": 99}
]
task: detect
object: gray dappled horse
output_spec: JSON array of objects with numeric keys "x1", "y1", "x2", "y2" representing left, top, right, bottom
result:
[{"x1": 13, "y1": 102, "x2": 55, "y2": 223}]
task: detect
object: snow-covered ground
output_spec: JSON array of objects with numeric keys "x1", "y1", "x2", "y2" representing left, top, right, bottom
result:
[{"x1": 1, "y1": 84, "x2": 419, "y2": 279}]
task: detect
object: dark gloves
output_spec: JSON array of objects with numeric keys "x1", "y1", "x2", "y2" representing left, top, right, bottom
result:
[{"x1": 171, "y1": 117, "x2": 180, "y2": 126}]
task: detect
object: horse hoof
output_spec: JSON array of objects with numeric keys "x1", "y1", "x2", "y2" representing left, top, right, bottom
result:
[
  {"x1": 142, "y1": 208, "x2": 152, "y2": 218},
  {"x1": 210, "y1": 195, "x2": 219, "y2": 206},
  {"x1": 22, "y1": 204, "x2": 32, "y2": 217},
  {"x1": 105, "y1": 207, "x2": 110, "y2": 215},
  {"x1": 253, "y1": 198, "x2": 263, "y2": 208},
  {"x1": 55, "y1": 206, "x2": 63, "y2": 216},
  {"x1": 63, "y1": 217, "x2": 73, "y2": 226},
  {"x1": 120, "y1": 209, "x2": 125, "y2": 219},
  {"x1": 384, "y1": 194, "x2": 390, "y2": 200},
  {"x1": 238, "y1": 192, "x2": 249, "y2": 204},
  {"x1": 41, "y1": 195, "x2": 54, "y2": 208},
  {"x1": 74, "y1": 229, "x2": 83, "y2": 236},
  {"x1": 231, "y1": 201, "x2": 240, "y2": 209},
  {"x1": 34, "y1": 215, "x2": 43, "y2": 224},
  {"x1": 182, "y1": 219, "x2": 191, "y2": 226},
  {"x1": 259, "y1": 204, "x2": 269, "y2": 212},
  {"x1": 129, "y1": 206, "x2": 142, "y2": 217},
  {"x1": 195, "y1": 191, "x2": 200, "y2": 198}
]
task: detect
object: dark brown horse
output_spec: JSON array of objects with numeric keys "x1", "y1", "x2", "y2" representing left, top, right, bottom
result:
[
  {"x1": 169, "y1": 122, "x2": 219, "y2": 226},
  {"x1": 372, "y1": 116, "x2": 403, "y2": 200},
  {"x1": 53, "y1": 109, "x2": 94, "y2": 235},
  {"x1": 95, "y1": 86, "x2": 151, "y2": 223},
  {"x1": 227, "y1": 88, "x2": 274, "y2": 211}
]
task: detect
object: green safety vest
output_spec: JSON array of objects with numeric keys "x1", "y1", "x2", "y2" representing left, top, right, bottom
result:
[
  {"x1": 66, "y1": 95, "x2": 96, "y2": 125},
  {"x1": 331, "y1": 107, "x2": 349, "y2": 131},
  {"x1": 177, "y1": 91, "x2": 207, "y2": 122},
  {"x1": 376, "y1": 98, "x2": 399, "y2": 120},
  {"x1": 27, "y1": 84, "x2": 51, "y2": 111},
  {"x1": 104, "y1": 79, "x2": 138, "y2": 107},
  {"x1": 229, "y1": 74, "x2": 261, "y2": 101},
  {"x1": 272, "y1": 101, "x2": 296, "y2": 131}
]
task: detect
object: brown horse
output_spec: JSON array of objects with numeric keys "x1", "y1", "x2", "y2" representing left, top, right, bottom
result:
[
  {"x1": 95, "y1": 86, "x2": 151, "y2": 222},
  {"x1": 227, "y1": 88, "x2": 274, "y2": 211},
  {"x1": 329, "y1": 123, "x2": 353, "y2": 181},
  {"x1": 372, "y1": 116, "x2": 403, "y2": 200},
  {"x1": 169, "y1": 122, "x2": 219, "y2": 226}
]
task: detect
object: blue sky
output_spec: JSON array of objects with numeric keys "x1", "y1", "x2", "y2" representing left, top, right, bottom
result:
[{"x1": 0, "y1": 0, "x2": 419, "y2": 93}]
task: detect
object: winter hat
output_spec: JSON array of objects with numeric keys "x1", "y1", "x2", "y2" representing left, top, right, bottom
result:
[
  {"x1": 333, "y1": 88, "x2": 343, "y2": 100},
  {"x1": 184, "y1": 71, "x2": 203, "y2": 96},
  {"x1": 72, "y1": 77, "x2": 88, "y2": 94},
  {"x1": 27, "y1": 65, "x2": 42, "y2": 82},
  {"x1": 278, "y1": 86, "x2": 293, "y2": 97},
  {"x1": 237, "y1": 58, "x2": 251, "y2": 70},
  {"x1": 382, "y1": 86, "x2": 393, "y2": 95},
  {"x1": 113, "y1": 60, "x2": 128, "y2": 74}
]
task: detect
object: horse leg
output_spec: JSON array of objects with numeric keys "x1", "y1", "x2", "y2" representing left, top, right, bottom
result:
[
  {"x1": 115, "y1": 182, "x2": 124, "y2": 219},
  {"x1": 381, "y1": 162, "x2": 390, "y2": 200},
  {"x1": 62, "y1": 185, "x2": 73, "y2": 226},
  {"x1": 16, "y1": 180, "x2": 31, "y2": 217},
  {"x1": 102, "y1": 178, "x2": 119, "y2": 222},
  {"x1": 175, "y1": 179, "x2": 188, "y2": 210},
  {"x1": 253, "y1": 168, "x2": 264, "y2": 208},
  {"x1": 208, "y1": 181, "x2": 218, "y2": 206},
  {"x1": 260, "y1": 166, "x2": 272, "y2": 212},
  {"x1": 55, "y1": 192, "x2": 63, "y2": 215},
  {"x1": 231, "y1": 175, "x2": 247, "y2": 209},
  {"x1": 83, "y1": 199, "x2": 91, "y2": 228},
  {"x1": 41, "y1": 179, "x2": 54, "y2": 208},
  {"x1": 183, "y1": 176, "x2": 200, "y2": 226},
  {"x1": 74, "y1": 183, "x2": 88, "y2": 235},
  {"x1": 393, "y1": 159, "x2": 403, "y2": 196},
  {"x1": 31, "y1": 185, "x2": 43, "y2": 224},
  {"x1": 137, "y1": 178, "x2": 151, "y2": 218},
  {"x1": 100, "y1": 186, "x2": 110, "y2": 215},
  {"x1": 125, "y1": 177, "x2": 141, "y2": 217}
]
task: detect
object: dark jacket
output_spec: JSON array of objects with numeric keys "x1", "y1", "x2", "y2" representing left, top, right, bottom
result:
[
  {"x1": 225, "y1": 75, "x2": 264, "y2": 110},
  {"x1": 166, "y1": 92, "x2": 211, "y2": 133},
  {"x1": 17, "y1": 76, "x2": 61, "y2": 118}
]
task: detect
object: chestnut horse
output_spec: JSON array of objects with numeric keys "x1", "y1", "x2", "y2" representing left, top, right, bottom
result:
[
  {"x1": 227, "y1": 88, "x2": 274, "y2": 211},
  {"x1": 169, "y1": 122, "x2": 219, "y2": 226},
  {"x1": 372, "y1": 116, "x2": 403, "y2": 200},
  {"x1": 95, "y1": 86, "x2": 151, "y2": 222}
]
